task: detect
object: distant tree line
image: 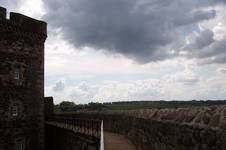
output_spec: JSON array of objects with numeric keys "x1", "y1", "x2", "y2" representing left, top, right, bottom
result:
[
  {"x1": 54, "y1": 101, "x2": 106, "y2": 112},
  {"x1": 54, "y1": 100, "x2": 226, "y2": 112}
]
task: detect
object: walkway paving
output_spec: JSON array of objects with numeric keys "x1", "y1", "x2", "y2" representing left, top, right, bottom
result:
[{"x1": 104, "y1": 132, "x2": 137, "y2": 150}]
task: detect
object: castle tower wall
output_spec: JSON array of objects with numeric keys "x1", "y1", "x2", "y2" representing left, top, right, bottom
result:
[
  {"x1": 0, "y1": 7, "x2": 47, "y2": 150},
  {"x1": 44, "y1": 97, "x2": 54, "y2": 119},
  {"x1": 0, "y1": 7, "x2": 6, "y2": 19}
]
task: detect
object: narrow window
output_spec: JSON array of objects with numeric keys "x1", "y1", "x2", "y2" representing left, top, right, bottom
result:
[
  {"x1": 14, "y1": 68, "x2": 20, "y2": 80},
  {"x1": 15, "y1": 138, "x2": 24, "y2": 150},
  {"x1": 12, "y1": 105, "x2": 18, "y2": 117}
]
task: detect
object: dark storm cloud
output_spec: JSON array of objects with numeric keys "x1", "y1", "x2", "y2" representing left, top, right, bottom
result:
[
  {"x1": 43, "y1": 0, "x2": 222, "y2": 63},
  {"x1": 183, "y1": 29, "x2": 226, "y2": 64},
  {"x1": 184, "y1": 29, "x2": 215, "y2": 50}
]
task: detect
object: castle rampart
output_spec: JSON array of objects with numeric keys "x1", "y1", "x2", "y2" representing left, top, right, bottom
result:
[{"x1": 56, "y1": 105, "x2": 226, "y2": 150}]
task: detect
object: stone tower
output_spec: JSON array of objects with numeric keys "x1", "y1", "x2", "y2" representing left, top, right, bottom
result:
[{"x1": 0, "y1": 6, "x2": 47, "y2": 150}]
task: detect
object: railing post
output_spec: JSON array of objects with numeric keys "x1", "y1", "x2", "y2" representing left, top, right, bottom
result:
[
  {"x1": 100, "y1": 120, "x2": 104, "y2": 150},
  {"x1": 91, "y1": 120, "x2": 94, "y2": 137}
]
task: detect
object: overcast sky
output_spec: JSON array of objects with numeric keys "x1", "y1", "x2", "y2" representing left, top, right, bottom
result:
[{"x1": 1, "y1": 0, "x2": 226, "y2": 104}]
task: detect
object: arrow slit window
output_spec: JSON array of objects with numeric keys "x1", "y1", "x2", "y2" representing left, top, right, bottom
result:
[
  {"x1": 14, "y1": 68, "x2": 20, "y2": 80},
  {"x1": 12, "y1": 105, "x2": 18, "y2": 117}
]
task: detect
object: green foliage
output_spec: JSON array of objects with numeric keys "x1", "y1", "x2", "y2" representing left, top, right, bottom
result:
[
  {"x1": 55, "y1": 101, "x2": 76, "y2": 112},
  {"x1": 54, "y1": 101, "x2": 106, "y2": 112}
]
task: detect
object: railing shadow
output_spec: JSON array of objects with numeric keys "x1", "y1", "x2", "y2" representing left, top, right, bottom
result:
[{"x1": 45, "y1": 116, "x2": 104, "y2": 150}]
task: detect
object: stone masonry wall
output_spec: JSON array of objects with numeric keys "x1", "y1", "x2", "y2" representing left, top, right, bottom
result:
[
  {"x1": 57, "y1": 105, "x2": 226, "y2": 150},
  {"x1": 0, "y1": 6, "x2": 47, "y2": 150},
  {"x1": 44, "y1": 97, "x2": 54, "y2": 119}
]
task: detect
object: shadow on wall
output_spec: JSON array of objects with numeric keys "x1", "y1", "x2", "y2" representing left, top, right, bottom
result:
[{"x1": 45, "y1": 125, "x2": 99, "y2": 150}]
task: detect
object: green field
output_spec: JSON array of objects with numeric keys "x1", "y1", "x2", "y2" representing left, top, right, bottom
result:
[
  {"x1": 103, "y1": 100, "x2": 226, "y2": 110},
  {"x1": 54, "y1": 100, "x2": 226, "y2": 112}
]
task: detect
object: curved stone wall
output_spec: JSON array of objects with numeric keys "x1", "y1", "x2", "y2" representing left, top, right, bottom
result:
[{"x1": 57, "y1": 105, "x2": 226, "y2": 150}]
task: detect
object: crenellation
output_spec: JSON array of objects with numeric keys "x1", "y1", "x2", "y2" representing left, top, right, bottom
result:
[
  {"x1": 0, "y1": 6, "x2": 6, "y2": 19},
  {"x1": 10, "y1": 12, "x2": 47, "y2": 35},
  {"x1": 0, "y1": 7, "x2": 47, "y2": 45}
]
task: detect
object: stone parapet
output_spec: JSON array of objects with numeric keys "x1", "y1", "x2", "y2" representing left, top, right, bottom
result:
[
  {"x1": 0, "y1": 6, "x2": 46, "y2": 35},
  {"x1": 56, "y1": 105, "x2": 226, "y2": 150}
]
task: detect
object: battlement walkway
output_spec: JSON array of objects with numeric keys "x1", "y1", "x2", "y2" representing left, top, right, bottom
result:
[{"x1": 104, "y1": 132, "x2": 136, "y2": 150}]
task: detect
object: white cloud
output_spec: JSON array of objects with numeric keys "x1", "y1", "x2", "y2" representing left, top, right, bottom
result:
[
  {"x1": 167, "y1": 63, "x2": 200, "y2": 85},
  {"x1": 52, "y1": 80, "x2": 65, "y2": 92},
  {"x1": 44, "y1": 35, "x2": 226, "y2": 103},
  {"x1": 45, "y1": 60, "x2": 226, "y2": 104},
  {"x1": 46, "y1": 73, "x2": 226, "y2": 104},
  {"x1": 18, "y1": 0, "x2": 45, "y2": 19},
  {"x1": 217, "y1": 68, "x2": 226, "y2": 74},
  {"x1": 0, "y1": 0, "x2": 44, "y2": 19},
  {"x1": 199, "y1": 4, "x2": 226, "y2": 40}
]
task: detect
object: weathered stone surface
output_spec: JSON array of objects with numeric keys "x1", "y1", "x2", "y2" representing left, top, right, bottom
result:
[
  {"x1": 118, "y1": 106, "x2": 226, "y2": 129},
  {"x1": 0, "y1": 6, "x2": 46, "y2": 150},
  {"x1": 45, "y1": 97, "x2": 54, "y2": 119}
]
